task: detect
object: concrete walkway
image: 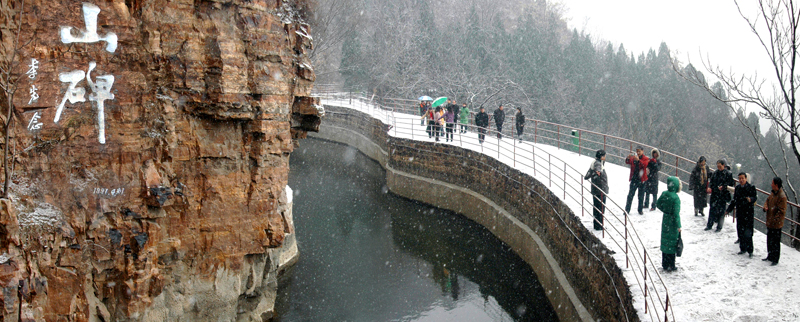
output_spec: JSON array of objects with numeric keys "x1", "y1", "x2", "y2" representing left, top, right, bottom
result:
[{"x1": 322, "y1": 98, "x2": 800, "y2": 322}]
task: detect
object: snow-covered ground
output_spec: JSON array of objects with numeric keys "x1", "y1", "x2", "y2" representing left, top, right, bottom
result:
[{"x1": 321, "y1": 97, "x2": 800, "y2": 322}]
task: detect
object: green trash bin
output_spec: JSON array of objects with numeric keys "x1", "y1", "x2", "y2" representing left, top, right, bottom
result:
[{"x1": 571, "y1": 130, "x2": 579, "y2": 152}]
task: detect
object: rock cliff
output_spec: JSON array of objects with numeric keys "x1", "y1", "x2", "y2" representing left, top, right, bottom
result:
[{"x1": 0, "y1": 0, "x2": 319, "y2": 320}]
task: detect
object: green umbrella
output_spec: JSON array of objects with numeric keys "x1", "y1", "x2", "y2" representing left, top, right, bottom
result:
[{"x1": 431, "y1": 97, "x2": 448, "y2": 108}]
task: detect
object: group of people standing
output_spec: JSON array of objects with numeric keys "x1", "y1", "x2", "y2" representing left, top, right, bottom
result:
[
  {"x1": 420, "y1": 100, "x2": 470, "y2": 142},
  {"x1": 688, "y1": 157, "x2": 788, "y2": 265},
  {"x1": 586, "y1": 147, "x2": 789, "y2": 272},
  {"x1": 419, "y1": 101, "x2": 526, "y2": 144}
]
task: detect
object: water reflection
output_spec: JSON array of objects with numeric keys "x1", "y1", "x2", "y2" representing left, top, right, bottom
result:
[{"x1": 275, "y1": 138, "x2": 558, "y2": 321}]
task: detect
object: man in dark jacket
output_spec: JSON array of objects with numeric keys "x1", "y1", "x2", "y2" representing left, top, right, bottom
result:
[
  {"x1": 585, "y1": 150, "x2": 609, "y2": 230},
  {"x1": 515, "y1": 109, "x2": 525, "y2": 142},
  {"x1": 624, "y1": 146, "x2": 650, "y2": 215},
  {"x1": 644, "y1": 149, "x2": 662, "y2": 211},
  {"x1": 726, "y1": 172, "x2": 757, "y2": 256},
  {"x1": 451, "y1": 100, "x2": 460, "y2": 126},
  {"x1": 689, "y1": 156, "x2": 711, "y2": 216},
  {"x1": 762, "y1": 177, "x2": 787, "y2": 265},
  {"x1": 475, "y1": 107, "x2": 489, "y2": 144},
  {"x1": 493, "y1": 105, "x2": 505, "y2": 139},
  {"x1": 705, "y1": 159, "x2": 736, "y2": 232}
]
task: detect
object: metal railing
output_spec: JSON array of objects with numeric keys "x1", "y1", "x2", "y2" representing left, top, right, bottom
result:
[
  {"x1": 326, "y1": 90, "x2": 800, "y2": 246},
  {"x1": 315, "y1": 90, "x2": 675, "y2": 322}
]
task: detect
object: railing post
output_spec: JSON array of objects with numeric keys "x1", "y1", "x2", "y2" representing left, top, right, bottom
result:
[
  {"x1": 644, "y1": 252, "x2": 648, "y2": 314},
  {"x1": 513, "y1": 137, "x2": 517, "y2": 168},
  {"x1": 603, "y1": 135, "x2": 607, "y2": 151},
  {"x1": 625, "y1": 213, "x2": 629, "y2": 268},
  {"x1": 535, "y1": 121, "x2": 538, "y2": 144},
  {"x1": 532, "y1": 143, "x2": 536, "y2": 176},
  {"x1": 664, "y1": 294, "x2": 670, "y2": 322},
  {"x1": 563, "y1": 164, "x2": 566, "y2": 200},
  {"x1": 676, "y1": 156, "x2": 679, "y2": 177},
  {"x1": 557, "y1": 125, "x2": 561, "y2": 149},
  {"x1": 578, "y1": 130, "x2": 582, "y2": 156}
]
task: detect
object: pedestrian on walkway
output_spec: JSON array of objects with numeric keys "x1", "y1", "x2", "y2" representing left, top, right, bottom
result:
[
  {"x1": 451, "y1": 100, "x2": 460, "y2": 128},
  {"x1": 423, "y1": 105, "x2": 435, "y2": 138},
  {"x1": 515, "y1": 109, "x2": 525, "y2": 142},
  {"x1": 420, "y1": 101, "x2": 428, "y2": 125},
  {"x1": 625, "y1": 146, "x2": 650, "y2": 215},
  {"x1": 585, "y1": 149, "x2": 608, "y2": 230},
  {"x1": 437, "y1": 105, "x2": 446, "y2": 139},
  {"x1": 459, "y1": 103, "x2": 469, "y2": 133},
  {"x1": 762, "y1": 177, "x2": 787, "y2": 265},
  {"x1": 644, "y1": 148, "x2": 662, "y2": 211},
  {"x1": 689, "y1": 156, "x2": 711, "y2": 216},
  {"x1": 726, "y1": 172, "x2": 757, "y2": 257},
  {"x1": 444, "y1": 105, "x2": 455, "y2": 142},
  {"x1": 432, "y1": 106, "x2": 445, "y2": 142},
  {"x1": 705, "y1": 159, "x2": 735, "y2": 232},
  {"x1": 493, "y1": 104, "x2": 505, "y2": 139},
  {"x1": 657, "y1": 176, "x2": 682, "y2": 272},
  {"x1": 475, "y1": 107, "x2": 489, "y2": 144}
]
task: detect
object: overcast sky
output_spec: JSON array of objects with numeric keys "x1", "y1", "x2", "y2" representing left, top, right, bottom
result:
[{"x1": 557, "y1": 0, "x2": 774, "y2": 82}]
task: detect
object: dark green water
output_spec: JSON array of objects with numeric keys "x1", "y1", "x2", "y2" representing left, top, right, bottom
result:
[{"x1": 274, "y1": 138, "x2": 558, "y2": 322}]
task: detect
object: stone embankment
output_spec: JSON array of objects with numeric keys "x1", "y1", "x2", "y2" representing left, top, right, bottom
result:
[
  {"x1": 0, "y1": 0, "x2": 320, "y2": 320},
  {"x1": 315, "y1": 105, "x2": 638, "y2": 322}
]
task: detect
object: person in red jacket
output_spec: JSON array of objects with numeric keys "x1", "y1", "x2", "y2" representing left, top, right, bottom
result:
[{"x1": 625, "y1": 146, "x2": 650, "y2": 215}]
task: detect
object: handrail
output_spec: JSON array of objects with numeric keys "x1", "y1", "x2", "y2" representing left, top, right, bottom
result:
[
  {"x1": 318, "y1": 89, "x2": 800, "y2": 245},
  {"x1": 316, "y1": 90, "x2": 675, "y2": 322}
]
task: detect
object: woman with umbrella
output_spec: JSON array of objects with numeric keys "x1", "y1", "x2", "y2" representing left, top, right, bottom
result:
[{"x1": 418, "y1": 96, "x2": 432, "y2": 125}]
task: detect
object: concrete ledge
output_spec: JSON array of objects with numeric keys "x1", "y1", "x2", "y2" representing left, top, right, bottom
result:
[{"x1": 312, "y1": 123, "x2": 593, "y2": 322}]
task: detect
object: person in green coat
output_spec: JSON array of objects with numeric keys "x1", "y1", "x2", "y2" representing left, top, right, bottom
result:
[
  {"x1": 459, "y1": 103, "x2": 469, "y2": 133},
  {"x1": 657, "y1": 176, "x2": 682, "y2": 272}
]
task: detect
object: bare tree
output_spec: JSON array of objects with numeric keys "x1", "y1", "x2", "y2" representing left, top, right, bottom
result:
[
  {"x1": 676, "y1": 0, "x2": 800, "y2": 246},
  {"x1": 0, "y1": 0, "x2": 28, "y2": 198}
]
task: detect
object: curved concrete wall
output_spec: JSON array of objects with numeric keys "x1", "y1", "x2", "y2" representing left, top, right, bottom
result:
[{"x1": 311, "y1": 106, "x2": 638, "y2": 322}]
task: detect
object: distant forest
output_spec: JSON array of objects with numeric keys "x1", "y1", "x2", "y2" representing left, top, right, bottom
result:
[{"x1": 308, "y1": 0, "x2": 799, "y2": 198}]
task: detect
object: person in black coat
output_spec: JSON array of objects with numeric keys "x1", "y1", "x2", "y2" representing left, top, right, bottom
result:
[
  {"x1": 515, "y1": 109, "x2": 525, "y2": 142},
  {"x1": 475, "y1": 107, "x2": 489, "y2": 144},
  {"x1": 688, "y1": 156, "x2": 712, "y2": 216},
  {"x1": 644, "y1": 149, "x2": 662, "y2": 211},
  {"x1": 726, "y1": 172, "x2": 757, "y2": 256},
  {"x1": 705, "y1": 159, "x2": 736, "y2": 232},
  {"x1": 493, "y1": 105, "x2": 505, "y2": 139},
  {"x1": 585, "y1": 150, "x2": 609, "y2": 230}
]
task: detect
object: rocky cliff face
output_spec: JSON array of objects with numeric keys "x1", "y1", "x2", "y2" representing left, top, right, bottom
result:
[{"x1": 0, "y1": 0, "x2": 319, "y2": 320}]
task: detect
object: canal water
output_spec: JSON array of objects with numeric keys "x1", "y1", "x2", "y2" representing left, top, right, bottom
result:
[{"x1": 275, "y1": 138, "x2": 558, "y2": 321}]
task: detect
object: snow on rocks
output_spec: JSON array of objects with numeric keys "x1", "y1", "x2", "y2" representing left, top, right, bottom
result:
[{"x1": 322, "y1": 97, "x2": 800, "y2": 322}]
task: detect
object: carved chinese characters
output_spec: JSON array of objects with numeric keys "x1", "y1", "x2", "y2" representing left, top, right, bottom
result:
[
  {"x1": 60, "y1": 2, "x2": 118, "y2": 53},
  {"x1": 26, "y1": 2, "x2": 118, "y2": 143}
]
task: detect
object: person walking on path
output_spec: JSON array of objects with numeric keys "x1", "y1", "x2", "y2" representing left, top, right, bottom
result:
[
  {"x1": 444, "y1": 105, "x2": 455, "y2": 142},
  {"x1": 585, "y1": 149, "x2": 608, "y2": 230},
  {"x1": 762, "y1": 177, "x2": 787, "y2": 265},
  {"x1": 419, "y1": 101, "x2": 429, "y2": 125},
  {"x1": 459, "y1": 103, "x2": 469, "y2": 133},
  {"x1": 423, "y1": 105, "x2": 435, "y2": 138},
  {"x1": 475, "y1": 107, "x2": 489, "y2": 144},
  {"x1": 705, "y1": 159, "x2": 735, "y2": 232},
  {"x1": 726, "y1": 172, "x2": 757, "y2": 257},
  {"x1": 493, "y1": 104, "x2": 505, "y2": 139},
  {"x1": 625, "y1": 146, "x2": 650, "y2": 215},
  {"x1": 435, "y1": 106, "x2": 446, "y2": 141},
  {"x1": 451, "y1": 100, "x2": 460, "y2": 128},
  {"x1": 689, "y1": 156, "x2": 712, "y2": 216},
  {"x1": 644, "y1": 149, "x2": 662, "y2": 211},
  {"x1": 515, "y1": 109, "x2": 525, "y2": 142},
  {"x1": 657, "y1": 176, "x2": 682, "y2": 272}
]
